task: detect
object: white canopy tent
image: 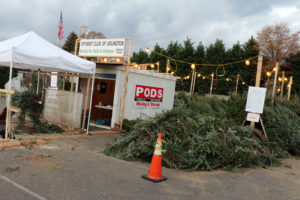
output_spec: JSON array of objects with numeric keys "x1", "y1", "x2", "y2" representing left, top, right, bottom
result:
[{"x1": 0, "y1": 31, "x2": 96, "y2": 139}]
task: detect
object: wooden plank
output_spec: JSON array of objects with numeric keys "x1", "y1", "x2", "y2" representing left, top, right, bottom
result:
[
  {"x1": 0, "y1": 89, "x2": 15, "y2": 94},
  {"x1": 40, "y1": 72, "x2": 89, "y2": 79},
  {"x1": 82, "y1": 76, "x2": 91, "y2": 129},
  {"x1": 260, "y1": 117, "x2": 268, "y2": 139}
]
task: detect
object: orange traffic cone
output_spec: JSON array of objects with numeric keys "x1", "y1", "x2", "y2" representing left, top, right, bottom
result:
[{"x1": 142, "y1": 133, "x2": 167, "y2": 182}]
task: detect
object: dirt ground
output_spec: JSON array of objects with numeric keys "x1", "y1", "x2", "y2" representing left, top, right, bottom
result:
[{"x1": 0, "y1": 134, "x2": 299, "y2": 200}]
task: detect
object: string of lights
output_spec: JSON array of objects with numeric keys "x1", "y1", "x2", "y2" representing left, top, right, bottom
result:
[{"x1": 132, "y1": 39, "x2": 292, "y2": 91}]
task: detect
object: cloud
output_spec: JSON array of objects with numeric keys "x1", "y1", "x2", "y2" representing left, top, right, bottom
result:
[{"x1": 0, "y1": 0, "x2": 299, "y2": 51}]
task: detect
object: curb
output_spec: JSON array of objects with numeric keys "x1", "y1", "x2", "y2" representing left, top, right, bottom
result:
[{"x1": 0, "y1": 139, "x2": 47, "y2": 149}]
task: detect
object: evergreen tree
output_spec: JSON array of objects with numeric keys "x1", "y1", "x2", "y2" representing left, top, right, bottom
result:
[
  {"x1": 149, "y1": 44, "x2": 167, "y2": 72},
  {"x1": 285, "y1": 51, "x2": 300, "y2": 95},
  {"x1": 62, "y1": 32, "x2": 77, "y2": 53},
  {"x1": 129, "y1": 36, "x2": 261, "y2": 95},
  {"x1": 131, "y1": 50, "x2": 150, "y2": 64},
  {"x1": 0, "y1": 67, "x2": 18, "y2": 89}
]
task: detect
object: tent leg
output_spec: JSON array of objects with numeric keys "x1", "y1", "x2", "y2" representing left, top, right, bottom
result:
[
  {"x1": 37, "y1": 70, "x2": 40, "y2": 95},
  {"x1": 86, "y1": 73, "x2": 95, "y2": 135},
  {"x1": 5, "y1": 59, "x2": 13, "y2": 140}
]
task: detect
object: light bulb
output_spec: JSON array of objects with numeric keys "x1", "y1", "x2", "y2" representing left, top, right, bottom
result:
[{"x1": 245, "y1": 60, "x2": 250, "y2": 66}]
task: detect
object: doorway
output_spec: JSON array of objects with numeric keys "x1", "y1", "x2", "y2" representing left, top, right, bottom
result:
[{"x1": 90, "y1": 78, "x2": 115, "y2": 129}]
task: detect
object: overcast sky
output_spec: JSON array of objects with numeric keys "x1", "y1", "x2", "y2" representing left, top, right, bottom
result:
[{"x1": 0, "y1": 0, "x2": 299, "y2": 51}]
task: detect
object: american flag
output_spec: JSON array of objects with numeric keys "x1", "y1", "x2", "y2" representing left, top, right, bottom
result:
[{"x1": 58, "y1": 11, "x2": 63, "y2": 40}]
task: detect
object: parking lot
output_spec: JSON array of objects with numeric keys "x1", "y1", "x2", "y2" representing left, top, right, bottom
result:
[{"x1": 0, "y1": 134, "x2": 299, "y2": 200}]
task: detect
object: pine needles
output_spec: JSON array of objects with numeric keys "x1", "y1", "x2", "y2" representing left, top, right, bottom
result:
[
  {"x1": 12, "y1": 91, "x2": 63, "y2": 134},
  {"x1": 104, "y1": 93, "x2": 300, "y2": 170}
]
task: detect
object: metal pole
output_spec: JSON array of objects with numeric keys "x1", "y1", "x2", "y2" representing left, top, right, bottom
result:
[
  {"x1": 86, "y1": 72, "x2": 95, "y2": 135},
  {"x1": 272, "y1": 62, "x2": 279, "y2": 104}
]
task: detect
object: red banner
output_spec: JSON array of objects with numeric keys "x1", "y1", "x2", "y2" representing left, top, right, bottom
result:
[{"x1": 135, "y1": 85, "x2": 164, "y2": 102}]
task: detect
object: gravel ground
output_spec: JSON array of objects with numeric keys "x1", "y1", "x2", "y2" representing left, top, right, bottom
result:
[{"x1": 0, "y1": 134, "x2": 299, "y2": 200}]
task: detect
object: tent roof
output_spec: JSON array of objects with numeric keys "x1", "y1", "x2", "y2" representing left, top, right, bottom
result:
[{"x1": 0, "y1": 31, "x2": 95, "y2": 74}]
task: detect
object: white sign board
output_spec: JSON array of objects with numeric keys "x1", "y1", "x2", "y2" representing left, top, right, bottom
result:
[
  {"x1": 245, "y1": 86, "x2": 267, "y2": 114},
  {"x1": 79, "y1": 38, "x2": 125, "y2": 57},
  {"x1": 50, "y1": 72, "x2": 58, "y2": 88},
  {"x1": 247, "y1": 113, "x2": 260, "y2": 122}
]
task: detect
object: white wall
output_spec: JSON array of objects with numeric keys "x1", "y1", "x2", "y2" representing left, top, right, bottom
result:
[{"x1": 111, "y1": 67, "x2": 176, "y2": 127}]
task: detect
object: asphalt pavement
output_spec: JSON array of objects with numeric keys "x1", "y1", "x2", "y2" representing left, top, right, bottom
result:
[{"x1": 0, "y1": 134, "x2": 299, "y2": 200}]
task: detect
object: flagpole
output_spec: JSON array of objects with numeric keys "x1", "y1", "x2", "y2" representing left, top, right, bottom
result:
[{"x1": 57, "y1": 37, "x2": 59, "y2": 47}]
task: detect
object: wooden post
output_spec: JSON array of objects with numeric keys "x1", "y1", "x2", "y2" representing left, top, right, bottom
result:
[
  {"x1": 255, "y1": 55, "x2": 263, "y2": 87},
  {"x1": 250, "y1": 55, "x2": 263, "y2": 127},
  {"x1": 127, "y1": 38, "x2": 132, "y2": 64},
  {"x1": 62, "y1": 74, "x2": 66, "y2": 91},
  {"x1": 82, "y1": 76, "x2": 91, "y2": 129},
  {"x1": 120, "y1": 65, "x2": 130, "y2": 129},
  {"x1": 190, "y1": 68, "x2": 195, "y2": 97},
  {"x1": 287, "y1": 76, "x2": 293, "y2": 101},
  {"x1": 272, "y1": 62, "x2": 279, "y2": 104},
  {"x1": 192, "y1": 70, "x2": 196, "y2": 95},
  {"x1": 235, "y1": 74, "x2": 239, "y2": 94},
  {"x1": 74, "y1": 39, "x2": 79, "y2": 55},
  {"x1": 210, "y1": 73, "x2": 214, "y2": 95},
  {"x1": 166, "y1": 59, "x2": 170, "y2": 74},
  {"x1": 70, "y1": 74, "x2": 74, "y2": 92},
  {"x1": 280, "y1": 71, "x2": 285, "y2": 100}
]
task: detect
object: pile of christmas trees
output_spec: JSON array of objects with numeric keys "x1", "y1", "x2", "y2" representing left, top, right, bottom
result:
[{"x1": 104, "y1": 93, "x2": 300, "y2": 170}]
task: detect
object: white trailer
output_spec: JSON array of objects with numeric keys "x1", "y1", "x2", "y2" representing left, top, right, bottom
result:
[{"x1": 79, "y1": 64, "x2": 177, "y2": 129}]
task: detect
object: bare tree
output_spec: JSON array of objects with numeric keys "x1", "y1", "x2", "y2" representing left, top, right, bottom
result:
[{"x1": 256, "y1": 23, "x2": 300, "y2": 70}]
